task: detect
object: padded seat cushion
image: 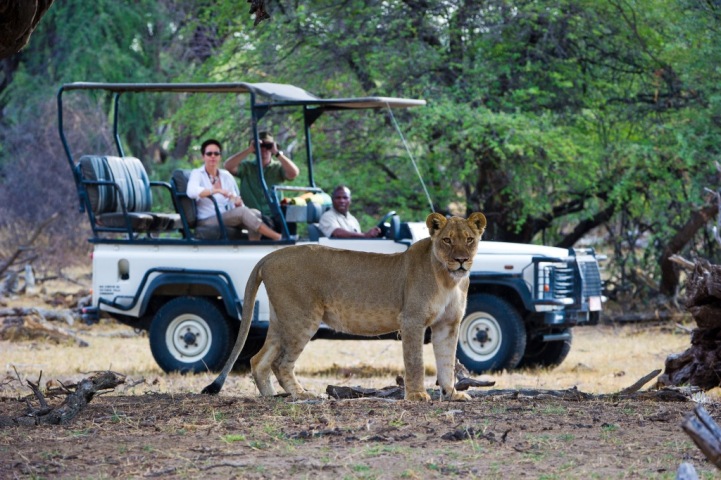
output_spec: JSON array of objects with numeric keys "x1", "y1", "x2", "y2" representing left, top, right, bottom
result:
[{"x1": 96, "y1": 212, "x2": 155, "y2": 230}]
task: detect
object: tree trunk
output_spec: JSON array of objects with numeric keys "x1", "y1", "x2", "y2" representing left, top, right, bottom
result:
[
  {"x1": 659, "y1": 259, "x2": 721, "y2": 389},
  {"x1": 659, "y1": 203, "x2": 718, "y2": 296},
  {"x1": 0, "y1": 0, "x2": 55, "y2": 59}
]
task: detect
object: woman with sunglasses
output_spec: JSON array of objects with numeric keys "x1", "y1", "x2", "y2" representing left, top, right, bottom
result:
[{"x1": 187, "y1": 138, "x2": 282, "y2": 241}]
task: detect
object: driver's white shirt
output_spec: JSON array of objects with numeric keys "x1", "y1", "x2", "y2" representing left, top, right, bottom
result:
[{"x1": 318, "y1": 208, "x2": 361, "y2": 237}]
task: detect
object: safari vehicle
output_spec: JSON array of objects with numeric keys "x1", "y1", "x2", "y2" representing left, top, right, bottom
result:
[{"x1": 58, "y1": 81, "x2": 604, "y2": 375}]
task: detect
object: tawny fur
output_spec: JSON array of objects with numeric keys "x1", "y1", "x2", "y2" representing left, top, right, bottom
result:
[{"x1": 202, "y1": 212, "x2": 486, "y2": 401}]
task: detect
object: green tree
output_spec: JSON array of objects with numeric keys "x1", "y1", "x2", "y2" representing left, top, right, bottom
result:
[{"x1": 196, "y1": 0, "x2": 721, "y2": 301}]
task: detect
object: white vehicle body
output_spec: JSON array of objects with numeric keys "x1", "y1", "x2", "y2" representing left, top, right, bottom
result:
[{"x1": 60, "y1": 82, "x2": 603, "y2": 374}]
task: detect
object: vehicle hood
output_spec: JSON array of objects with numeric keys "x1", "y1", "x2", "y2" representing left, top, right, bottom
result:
[
  {"x1": 407, "y1": 222, "x2": 570, "y2": 259},
  {"x1": 476, "y1": 241, "x2": 569, "y2": 258}
]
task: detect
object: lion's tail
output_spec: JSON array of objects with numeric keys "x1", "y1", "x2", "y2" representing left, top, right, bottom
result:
[{"x1": 201, "y1": 258, "x2": 266, "y2": 395}]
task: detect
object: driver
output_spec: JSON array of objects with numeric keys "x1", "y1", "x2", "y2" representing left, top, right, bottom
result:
[{"x1": 318, "y1": 185, "x2": 381, "y2": 238}]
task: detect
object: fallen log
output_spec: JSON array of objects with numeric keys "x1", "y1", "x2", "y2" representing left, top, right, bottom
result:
[{"x1": 0, "y1": 371, "x2": 125, "y2": 426}]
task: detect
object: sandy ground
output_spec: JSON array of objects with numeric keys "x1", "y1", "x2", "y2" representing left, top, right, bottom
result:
[{"x1": 1, "y1": 317, "x2": 719, "y2": 479}]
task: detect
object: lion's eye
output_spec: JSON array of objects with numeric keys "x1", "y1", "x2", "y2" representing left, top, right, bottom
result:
[
  {"x1": 443, "y1": 238, "x2": 451, "y2": 244},
  {"x1": 466, "y1": 237, "x2": 474, "y2": 245}
]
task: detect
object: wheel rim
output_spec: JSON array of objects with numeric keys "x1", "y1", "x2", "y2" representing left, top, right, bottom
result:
[
  {"x1": 459, "y1": 311, "x2": 502, "y2": 362},
  {"x1": 165, "y1": 314, "x2": 213, "y2": 363}
]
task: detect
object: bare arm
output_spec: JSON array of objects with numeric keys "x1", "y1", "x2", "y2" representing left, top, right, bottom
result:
[
  {"x1": 330, "y1": 226, "x2": 381, "y2": 238},
  {"x1": 274, "y1": 150, "x2": 300, "y2": 180},
  {"x1": 223, "y1": 145, "x2": 254, "y2": 175}
]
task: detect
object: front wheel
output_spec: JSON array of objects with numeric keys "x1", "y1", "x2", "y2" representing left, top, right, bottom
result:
[
  {"x1": 456, "y1": 294, "x2": 526, "y2": 374},
  {"x1": 149, "y1": 296, "x2": 233, "y2": 373}
]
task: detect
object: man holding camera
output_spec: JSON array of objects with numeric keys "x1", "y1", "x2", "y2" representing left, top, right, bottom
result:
[{"x1": 224, "y1": 131, "x2": 300, "y2": 223}]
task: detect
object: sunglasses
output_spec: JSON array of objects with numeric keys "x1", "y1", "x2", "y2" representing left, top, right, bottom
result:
[
  {"x1": 260, "y1": 143, "x2": 274, "y2": 149},
  {"x1": 205, "y1": 151, "x2": 221, "y2": 156}
]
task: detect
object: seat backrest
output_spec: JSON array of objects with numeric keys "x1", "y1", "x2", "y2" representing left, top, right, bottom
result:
[
  {"x1": 307, "y1": 223, "x2": 324, "y2": 241},
  {"x1": 170, "y1": 169, "x2": 197, "y2": 227},
  {"x1": 79, "y1": 155, "x2": 152, "y2": 214},
  {"x1": 306, "y1": 202, "x2": 324, "y2": 223}
]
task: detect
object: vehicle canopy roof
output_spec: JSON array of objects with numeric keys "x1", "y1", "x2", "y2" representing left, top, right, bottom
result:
[{"x1": 59, "y1": 81, "x2": 426, "y2": 110}]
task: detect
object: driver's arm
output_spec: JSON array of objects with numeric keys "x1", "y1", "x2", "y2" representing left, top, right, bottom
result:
[{"x1": 329, "y1": 227, "x2": 380, "y2": 239}]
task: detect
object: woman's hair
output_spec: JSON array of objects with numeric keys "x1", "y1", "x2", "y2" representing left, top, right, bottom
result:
[{"x1": 201, "y1": 139, "x2": 222, "y2": 154}]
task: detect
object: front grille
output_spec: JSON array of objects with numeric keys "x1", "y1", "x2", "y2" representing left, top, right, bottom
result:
[
  {"x1": 537, "y1": 263, "x2": 575, "y2": 300},
  {"x1": 550, "y1": 266, "x2": 574, "y2": 299},
  {"x1": 579, "y1": 260, "x2": 602, "y2": 297}
]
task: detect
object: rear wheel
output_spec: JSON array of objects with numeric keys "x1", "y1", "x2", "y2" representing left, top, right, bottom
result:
[
  {"x1": 456, "y1": 294, "x2": 526, "y2": 374},
  {"x1": 517, "y1": 329, "x2": 572, "y2": 369},
  {"x1": 149, "y1": 296, "x2": 233, "y2": 373}
]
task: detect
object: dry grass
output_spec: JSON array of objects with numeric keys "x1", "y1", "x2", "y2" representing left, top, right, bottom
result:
[{"x1": 2, "y1": 320, "x2": 714, "y2": 399}]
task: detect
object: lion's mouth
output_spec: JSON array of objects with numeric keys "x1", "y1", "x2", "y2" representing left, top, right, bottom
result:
[{"x1": 449, "y1": 265, "x2": 470, "y2": 277}]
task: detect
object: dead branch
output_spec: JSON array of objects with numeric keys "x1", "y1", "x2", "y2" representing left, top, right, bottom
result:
[
  {"x1": 0, "y1": 371, "x2": 125, "y2": 427},
  {"x1": 1, "y1": 312, "x2": 88, "y2": 346},
  {"x1": 612, "y1": 311, "x2": 689, "y2": 323},
  {"x1": 0, "y1": 212, "x2": 59, "y2": 278},
  {"x1": 326, "y1": 385, "x2": 403, "y2": 399},
  {"x1": 0, "y1": 307, "x2": 75, "y2": 324},
  {"x1": 682, "y1": 405, "x2": 721, "y2": 470},
  {"x1": 455, "y1": 377, "x2": 496, "y2": 391},
  {"x1": 618, "y1": 369, "x2": 662, "y2": 395},
  {"x1": 327, "y1": 370, "x2": 685, "y2": 402},
  {"x1": 669, "y1": 254, "x2": 697, "y2": 271}
]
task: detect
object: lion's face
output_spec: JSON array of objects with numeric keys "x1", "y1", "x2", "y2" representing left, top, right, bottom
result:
[{"x1": 426, "y1": 212, "x2": 487, "y2": 279}]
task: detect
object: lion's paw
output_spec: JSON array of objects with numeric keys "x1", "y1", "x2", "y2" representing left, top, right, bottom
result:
[
  {"x1": 446, "y1": 390, "x2": 471, "y2": 402},
  {"x1": 405, "y1": 391, "x2": 432, "y2": 402},
  {"x1": 291, "y1": 391, "x2": 317, "y2": 401}
]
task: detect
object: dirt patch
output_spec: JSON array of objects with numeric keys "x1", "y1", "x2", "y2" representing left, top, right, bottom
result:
[{"x1": 0, "y1": 386, "x2": 717, "y2": 478}]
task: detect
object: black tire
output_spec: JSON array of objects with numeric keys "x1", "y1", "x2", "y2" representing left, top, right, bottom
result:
[
  {"x1": 149, "y1": 296, "x2": 234, "y2": 374},
  {"x1": 456, "y1": 294, "x2": 526, "y2": 374},
  {"x1": 517, "y1": 329, "x2": 572, "y2": 369}
]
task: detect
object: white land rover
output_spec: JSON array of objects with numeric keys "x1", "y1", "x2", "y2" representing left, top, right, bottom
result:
[{"x1": 59, "y1": 82, "x2": 604, "y2": 375}]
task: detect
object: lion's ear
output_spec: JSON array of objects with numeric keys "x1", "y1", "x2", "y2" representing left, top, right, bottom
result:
[
  {"x1": 467, "y1": 212, "x2": 487, "y2": 235},
  {"x1": 426, "y1": 213, "x2": 447, "y2": 236}
]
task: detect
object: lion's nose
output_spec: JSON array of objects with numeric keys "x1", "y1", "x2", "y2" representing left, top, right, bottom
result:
[{"x1": 455, "y1": 257, "x2": 468, "y2": 265}]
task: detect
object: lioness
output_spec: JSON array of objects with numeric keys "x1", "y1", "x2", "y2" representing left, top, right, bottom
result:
[{"x1": 202, "y1": 212, "x2": 486, "y2": 401}]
